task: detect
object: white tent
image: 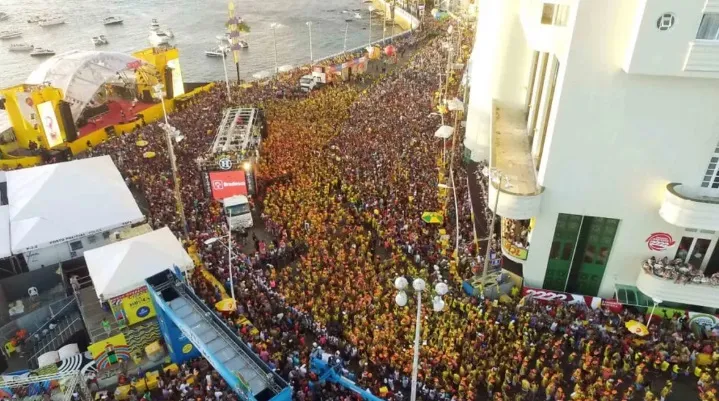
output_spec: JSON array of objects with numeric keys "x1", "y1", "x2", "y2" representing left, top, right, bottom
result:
[
  {"x1": 7, "y1": 156, "x2": 144, "y2": 254},
  {"x1": 85, "y1": 227, "x2": 194, "y2": 299}
]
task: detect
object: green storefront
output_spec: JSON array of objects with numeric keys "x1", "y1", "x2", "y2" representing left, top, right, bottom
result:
[{"x1": 543, "y1": 213, "x2": 620, "y2": 296}]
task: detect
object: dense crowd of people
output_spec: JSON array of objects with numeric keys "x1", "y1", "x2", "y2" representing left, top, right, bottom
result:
[{"x1": 16, "y1": 13, "x2": 718, "y2": 401}]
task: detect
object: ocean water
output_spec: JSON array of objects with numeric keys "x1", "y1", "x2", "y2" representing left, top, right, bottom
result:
[{"x1": 0, "y1": 0, "x2": 397, "y2": 87}]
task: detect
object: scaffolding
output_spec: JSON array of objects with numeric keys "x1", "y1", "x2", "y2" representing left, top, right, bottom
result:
[
  {"x1": 209, "y1": 107, "x2": 261, "y2": 156},
  {"x1": 0, "y1": 371, "x2": 91, "y2": 401}
]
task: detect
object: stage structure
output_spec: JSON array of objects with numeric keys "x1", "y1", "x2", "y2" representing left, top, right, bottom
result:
[
  {"x1": 0, "y1": 47, "x2": 184, "y2": 158},
  {"x1": 197, "y1": 107, "x2": 264, "y2": 199},
  {"x1": 310, "y1": 356, "x2": 384, "y2": 401},
  {"x1": 0, "y1": 371, "x2": 92, "y2": 401},
  {"x1": 146, "y1": 270, "x2": 291, "y2": 401}
]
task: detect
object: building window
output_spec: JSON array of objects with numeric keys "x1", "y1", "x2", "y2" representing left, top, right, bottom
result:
[
  {"x1": 541, "y1": 3, "x2": 570, "y2": 26},
  {"x1": 701, "y1": 142, "x2": 719, "y2": 188},
  {"x1": 696, "y1": 13, "x2": 719, "y2": 40},
  {"x1": 656, "y1": 13, "x2": 675, "y2": 31}
]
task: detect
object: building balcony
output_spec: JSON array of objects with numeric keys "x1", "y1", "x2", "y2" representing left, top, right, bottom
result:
[
  {"x1": 519, "y1": 0, "x2": 569, "y2": 54},
  {"x1": 500, "y1": 217, "x2": 530, "y2": 263},
  {"x1": 684, "y1": 40, "x2": 719, "y2": 73},
  {"x1": 636, "y1": 261, "x2": 719, "y2": 309},
  {"x1": 488, "y1": 100, "x2": 544, "y2": 220},
  {"x1": 659, "y1": 183, "x2": 719, "y2": 231}
]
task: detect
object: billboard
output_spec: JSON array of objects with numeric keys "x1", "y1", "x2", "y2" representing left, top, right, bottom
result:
[
  {"x1": 121, "y1": 287, "x2": 157, "y2": 325},
  {"x1": 209, "y1": 170, "x2": 247, "y2": 200},
  {"x1": 37, "y1": 101, "x2": 63, "y2": 148}
]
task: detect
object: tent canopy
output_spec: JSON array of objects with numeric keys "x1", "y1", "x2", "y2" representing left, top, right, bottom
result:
[
  {"x1": 26, "y1": 51, "x2": 149, "y2": 123},
  {"x1": 86, "y1": 226, "x2": 194, "y2": 300},
  {"x1": 7, "y1": 155, "x2": 144, "y2": 253}
]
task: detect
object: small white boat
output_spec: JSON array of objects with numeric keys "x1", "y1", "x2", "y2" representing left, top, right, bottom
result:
[
  {"x1": 92, "y1": 35, "x2": 108, "y2": 46},
  {"x1": 103, "y1": 16, "x2": 123, "y2": 25},
  {"x1": 39, "y1": 16, "x2": 65, "y2": 27},
  {"x1": 205, "y1": 46, "x2": 228, "y2": 57},
  {"x1": 216, "y1": 33, "x2": 230, "y2": 42},
  {"x1": 238, "y1": 40, "x2": 248, "y2": 49},
  {"x1": 0, "y1": 31, "x2": 21, "y2": 40},
  {"x1": 149, "y1": 31, "x2": 171, "y2": 46},
  {"x1": 0, "y1": 12, "x2": 9, "y2": 21},
  {"x1": 27, "y1": 16, "x2": 42, "y2": 23},
  {"x1": 9, "y1": 43, "x2": 33, "y2": 52},
  {"x1": 30, "y1": 47, "x2": 55, "y2": 57},
  {"x1": 354, "y1": 12, "x2": 362, "y2": 19}
]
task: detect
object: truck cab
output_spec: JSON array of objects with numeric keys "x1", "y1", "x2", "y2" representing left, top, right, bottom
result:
[
  {"x1": 222, "y1": 195, "x2": 253, "y2": 230},
  {"x1": 299, "y1": 72, "x2": 326, "y2": 92}
]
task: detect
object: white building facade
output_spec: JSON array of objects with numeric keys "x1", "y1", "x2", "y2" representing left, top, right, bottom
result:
[{"x1": 464, "y1": 0, "x2": 719, "y2": 308}]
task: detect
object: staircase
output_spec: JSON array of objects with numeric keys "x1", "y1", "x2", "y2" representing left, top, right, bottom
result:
[{"x1": 75, "y1": 283, "x2": 120, "y2": 343}]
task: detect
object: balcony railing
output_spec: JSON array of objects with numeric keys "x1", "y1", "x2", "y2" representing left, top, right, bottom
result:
[
  {"x1": 500, "y1": 217, "x2": 530, "y2": 263},
  {"x1": 684, "y1": 40, "x2": 719, "y2": 73},
  {"x1": 637, "y1": 258, "x2": 719, "y2": 309},
  {"x1": 659, "y1": 183, "x2": 719, "y2": 230}
]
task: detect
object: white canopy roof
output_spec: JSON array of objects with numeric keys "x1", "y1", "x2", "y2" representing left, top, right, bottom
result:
[
  {"x1": 7, "y1": 156, "x2": 144, "y2": 253},
  {"x1": 26, "y1": 51, "x2": 147, "y2": 123},
  {"x1": 0, "y1": 206, "x2": 11, "y2": 260},
  {"x1": 85, "y1": 227, "x2": 194, "y2": 299}
]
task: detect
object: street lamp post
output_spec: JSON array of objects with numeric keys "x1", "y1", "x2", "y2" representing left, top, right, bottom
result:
[
  {"x1": 306, "y1": 21, "x2": 314, "y2": 63},
  {"x1": 368, "y1": 6, "x2": 375, "y2": 48},
  {"x1": 343, "y1": 22, "x2": 349, "y2": 53},
  {"x1": 479, "y1": 167, "x2": 511, "y2": 293},
  {"x1": 270, "y1": 23, "x2": 282, "y2": 74},
  {"x1": 439, "y1": 170, "x2": 459, "y2": 266},
  {"x1": 204, "y1": 224, "x2": 236, "y2": 305},
  {"x1": 153, "y1": 84, "x2": 188, "y2": 236},
  {"x1": 395, "y1": 277, "x2": 448, "y2": 401},
  {"x1": 646, "y1": 297, "x2": 663, "y2": 328},
  {"x1": 219, "y1": 45, "x2": 231, "y2": 102}
]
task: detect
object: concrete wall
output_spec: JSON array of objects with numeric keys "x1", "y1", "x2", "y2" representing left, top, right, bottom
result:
[{"x1": 524, "y1": 0, "x2": 719, "y2": 297}]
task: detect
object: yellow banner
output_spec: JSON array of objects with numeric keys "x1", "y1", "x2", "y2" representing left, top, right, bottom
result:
[
  {"x1": 88, "y1": 333, "x2": 131, "y2": 369},
  {"x1": 122, "y1": 289, "x2": 156, "y2": 325}
]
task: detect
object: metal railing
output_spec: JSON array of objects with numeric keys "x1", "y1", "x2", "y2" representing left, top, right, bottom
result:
[
  {"x1": 28, "y1": 316, "x2": 83, "y2": 369},
  {"x1": 314, "y1": 30, "x2": 413, "y2": 65},
  {"x1": 26, "y1": 296, "x2": 78, "y2": 342}
]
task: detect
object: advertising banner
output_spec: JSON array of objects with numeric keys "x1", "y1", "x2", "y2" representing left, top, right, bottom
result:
[
  {"x1": 37, "y1": 101, "x2": 63, "y2": 148},
  {"x1": 209, "y1": 170, "x2": 247, "y2": 200},
  {"x1": 88, "y1": 333, "x2": 131, "y2": 370},
  {"x1": 121, "y1": 287, "x2": 157, "y2": 325},
  {"x1": 152, "y1": 289, "x2": 200, "y2": 364},
  {"x1": 501, "y1": 238, "x2": 528, "y2": 261},
  {"x1": 521, "y1": 286, "x2": 623, "y2": 313}
]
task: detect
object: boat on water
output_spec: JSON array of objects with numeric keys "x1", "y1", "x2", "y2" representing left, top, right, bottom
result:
[
  {"x1": 27, "y1": 16, "x2": 42, "y2": 23},
  {"x1": 205, "y1": 46, "x2": 228, "y2": 58},
  {"x1": 345, "y1": 18, "x2": 354, "y2": 22},
  {"x1": 0, "y1": 31, "x2": 22, "y2": 40},
  {"x1": 92, "y1": 35, "x2": 109, "y2": 46},
  {"x1": 148, "y1": 18, "x2": 173, "y2": 46},
  {"x1": 38, "y1": 16, "x2": 65, "y2": 27},
  {"x1": 103, "y1": 16, "x2": 123, "y2": 25},
  {"x1": 238, "y1": 40, "x2": 248, "y2": 48},
  {"x1": 354, "y1": 12, "x2": 362, "y2": 19},
  {"x1": 0, "y1": 12, "x2": 9, "y2": 21},
  {"x1": 9, "y1": 43, "x2": 33, "y2": 52},
  {"x1": 30, "y1": 47, "x2": 55, "y2": 57},
  {"x1": 216, "y1": 33, "x2": 230, "y2": 42}
]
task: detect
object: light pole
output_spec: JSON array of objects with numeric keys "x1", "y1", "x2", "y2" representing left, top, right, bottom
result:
[
  {"x1": 368, "y1": 6, "x2": 375, "y2": 47},
  {"x1": 270, "y1": 23, "x2": 282, "y2": 74},
  {"x1": 343, "y1": 22, "x2": 349, "y2": 53},
  {"x1": 306, "y1": 21, "x2": 313, "y2": 63},
  {"x1": 479, "y1": 167, "x2": 511, "y2": 293},
  {"x1": 646, "y1": 297, "x2": 663, "y2": 328},
  {"x1": 395, "y1": 277, "x2": 448, "y2": 401},
  {"x1": 219, "y1": 45, "x2": 231, "y2": 102},
  {"x1": 153, "y1": 84, "x2": 188, "y2": 236},
  {"x1": 204, "y1": 223, "x2": 236, "y2": 305},
  {"x1": 438, "y1": 171, "x2": 459, "y2": 266}
]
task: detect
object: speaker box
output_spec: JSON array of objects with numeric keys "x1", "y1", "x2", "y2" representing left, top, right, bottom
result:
[{"x1": 58, "y1": 101, "x2": 78, "y2": 142}]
